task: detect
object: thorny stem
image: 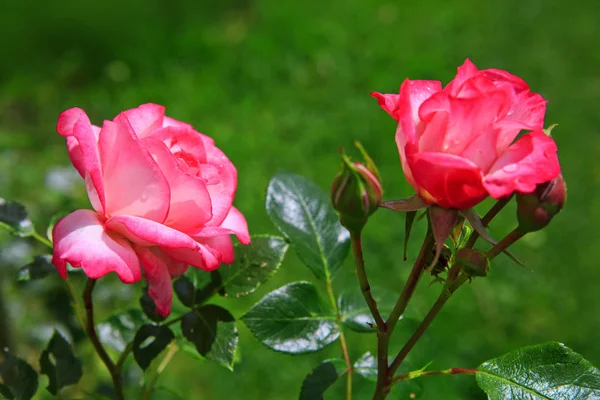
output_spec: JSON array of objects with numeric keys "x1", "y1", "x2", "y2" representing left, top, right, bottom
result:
[
  {"x1": 485, "y1": 228, "x2": 524, "y2": 260},
  {"x1": 351, "y1": 232, "x2": 386, "y2": 329},
  {"x1": 372, "y1": 229, "x2": 434, "y2": 400},
  {"x1": 388, "y1": 274, "x2": 469, "y2": 378},
  {"x1": 83, "y1": 279, "x2": 124, "y2": 400},
  {"x1": 391, "y1": 367, "x2": 477, "y2": 384},
  {"x1": 465, "y1": 195, "x2": 513, "y2": 248}
]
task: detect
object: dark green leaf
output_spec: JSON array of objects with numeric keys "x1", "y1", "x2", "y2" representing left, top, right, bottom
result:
[
  {"x1": 476, "y1": 342, "x2": 600, "y2": 399},
  {"x1": 98, "y1": 309, "x2": 145, "y2": 352},
  {"x1": 218, "y1": 235, "x2": 289, "y2": 298},
  {"x1": 0, "y1": 199, "x2": 34, "y2": 237},
  {"x1": 132, "y1": 325, "x2": 174, "y2": 370},
  {"x1": 299, "y1": 359, "x2": 347, "y2": 400},
  {"x1": 265, "y1": 173, "x2": 350, "y2": 279},
  {"x1": 0, "y1": 350, "x2": 38, "y2": 400},
  {"x1": 180, "y1": 305, "x2": 238, "y2": 370},
  {"x1": 140, "y1": 288, "x2": 167, "y2": 323},
  {"x1": 16, "y1": 255, "x2": 55, "y2": 283},
  {"x1": 173, "y1": 276, "x2": 195, "y2": 307},
  {"x1": 242, "y1": 282, "x2": 340, "y2": 354},
  {"x1": 39, "y1": 331, "x2": 82, "y2": 395},
  {"x1": 338, "y1": 287, "x2": 397, "y2": 333},
  {"x1": 0, "y1": 383, "x2": 13, "y2": 399}
]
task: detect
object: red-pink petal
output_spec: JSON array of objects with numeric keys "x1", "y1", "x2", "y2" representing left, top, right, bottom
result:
[
  {"x1": 52, "y1": 209, "x2": 141, "y2": 283},
  {"x1": 57, "y1": 108, "x2": 106, "y2": 215},
  {"x1": 122, "y1": 103, "x2": 166, "y2": 139},
  {"x1": 142, "y1": 137, "x2": 212, "y2": 232},
  {"x1": 135, "y1": 246, "x2": 174, "y2": 317},
  {"x1": 99, "y1": 117, "x2": 170, "y2": 222},
  {"x1": 370, "y1": 92, "x2": 401, "y2": 121},
  {"x1": 409, "y1": 152, "x2": 487, "y2": 209},
  {"x1": 445, "y1": 58, "x2": 479, "y2": 95},
  {"x1": 483, "y1": 130, "x2": 560, "y2": 198}
]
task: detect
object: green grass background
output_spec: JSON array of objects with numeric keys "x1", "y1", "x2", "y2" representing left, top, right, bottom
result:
[{"x1": 1, "y1": 0, "x2": 599, "y2": 398}]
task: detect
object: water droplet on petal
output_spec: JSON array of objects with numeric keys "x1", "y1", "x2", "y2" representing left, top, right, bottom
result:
[{"x1": 502, "y1": 164, "x2": 519, "y2": 173}]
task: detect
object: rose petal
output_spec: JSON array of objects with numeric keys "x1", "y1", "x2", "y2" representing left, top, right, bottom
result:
[
  {"x1": 57, "y1": 108, "x2": 106, "y2": 215},
  {"x1": 219, "y1": 206, "x2": 250, "y2": 244},
  {"x1": 201, "y1": 143, "x2": 238, "y2": 227},
  {"x1": 409, "y1": 152, "x2": 487, "y2": 209},
  {"x1": 142, "y1": 137, "x2": 212, "y2": 232},
  {"x1": 122, "y1": 103, "x2": 166, "y2": 139},
  {"x1": 162, "y1": 244, "x2": 222, "y2": 271},
  {"x1": 105, "y1": 215, "x2": 201, "y2": 250},
  {"x1": 445, "y1": 58, "x2": 479, "y2": 96},
  {"x1": 198, "y1": 235, "x2": 235, "y2": 264},
  {"x1": 52, "y1": 209, "x2": 141, "y2": 283},
  {"x1": 483, "y1": 130, "x2": 560, "y2": 198},
  {"x1": 135, "y1": 246, "x2": 174, "y2": 317},
  {"x1": 99, "y1": 117, "x2": 170, "y2": 222}
]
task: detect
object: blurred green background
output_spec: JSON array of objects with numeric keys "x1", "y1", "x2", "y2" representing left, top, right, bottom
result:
[{"x1": 1, "y1": 0, "x2": 599, "y2": 398}]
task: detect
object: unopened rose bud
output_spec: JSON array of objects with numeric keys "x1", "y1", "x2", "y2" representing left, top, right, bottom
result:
[
  {"x1": 331, "y1": 143, "x2": 383, "y2": 233},
  {"x1": 516, "y1": 173, "x2": 566, "y2": 234},
  {"x1": 455, "y1": 248, "x2": 490, "y2": 278}
]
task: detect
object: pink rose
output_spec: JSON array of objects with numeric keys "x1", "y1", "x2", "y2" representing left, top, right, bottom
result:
[
  {"x1": 371, "y1": 59, "x2": 560, "y2": 209},
  {"x1": 52, "y1": 104, "x2": 250, "y2": 316}
]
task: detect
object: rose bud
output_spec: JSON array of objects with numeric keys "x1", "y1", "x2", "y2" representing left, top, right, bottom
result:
[
  {"x1": 516, "y1": 173, "x2": 566, "y2": 234},
  {"x1": 331, "y1": 143, "x2": 383, "y2": 233},
  {"x1": 455, "y1": 248, "x2": 490, "y2": 278}
]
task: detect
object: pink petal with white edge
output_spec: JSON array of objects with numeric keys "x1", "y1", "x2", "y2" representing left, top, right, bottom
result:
[
  {"x1": 99, "y1": 117, "x2": 170, "y2": 222},
  {"x1": 122, "y1": 103, "x2": 166, "y2": 139},
  {"x1": 135, "y1": 245, "x2": 174, "y2": 317},
  {"x1": 483, "y1": 130, "x2": 560, "y2": 198},
  {"x1": 52, "y1": 209, "x2": 141, "y2": 283},
  {"x1": 162, "y1": 244, "x2": 222, "y2": 271},
  {"x1": 105, "y1": 215, "x2": 202, "y2": 250},
  {"x1": 201, "y1": 144, "x2": 238, "y2": 227},
  {"x1": 57, "y1": 108, "x2": 106, "y2": 215},
  {"x1": 141, "y1": 137, "x2": 212, "y2": 232},
  {"x1": 198, "y1": 235, "x2": 235, "y2": 264},
  {"x1": 219, "y1": 206, "x2": 250, "y2": 244}
]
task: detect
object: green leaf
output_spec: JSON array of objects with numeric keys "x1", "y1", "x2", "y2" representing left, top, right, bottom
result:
[
  {"x1": 133, "y1": 325, "x2": 175, "y2": 370},
  {"x1": 338, "y1": 287, "x2": 397, "y2": 333},
  {"x1": 180, "y1": 305, "x2": 238, "y2": 371},
  {"x1": 16, "y1": 255, "x2": 55, "y2": 283},
  {"x1": 476, "y1": 342, "x2": 600, "y2": 399},
  {"x1": 353, "y1": 352, "x2": 377, "y2": 382},
  {"x1": 173, "y1": 276, "x2": 196, "y2": 307},
  {"x1": 98, "y1": 309, "x2": 145, "y2": 352},
  {"x1": 139, "y1": 288, "x2": 167, "y2": 323},
  {"x1": 265, "y1": 173, "x2": 350, "y2": 279},
  {"x1": 0, "y1": 383, "x2": 13, "y2": 399},
  {"x1": 218, "y1": 235, "x2": 289, "y2": 298},
  {"x1": 39, "y1": 331, "x2": 82, "y2": 395},
  {"x1": 242, "y1": 282, "x2": 340, "y2": 354},
  {"x1": 299, "y1": 359, "x2": 347, "y2": 400},
  {"x1": 0, "y1": 350, "x2": 38, "y2": 400},
  {"x1": 0, "y1": 199, "x2": 34, "y2": 237}
]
